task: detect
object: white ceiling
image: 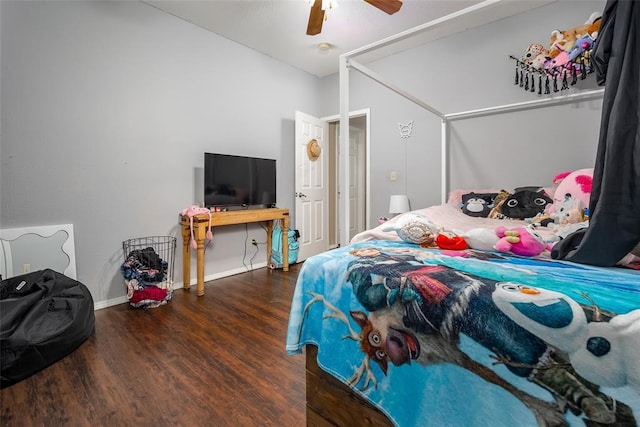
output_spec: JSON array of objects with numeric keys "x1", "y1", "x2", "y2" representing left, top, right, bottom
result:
[{"x1": 143, "y1": 0, "x2": 554, "y2": 77}]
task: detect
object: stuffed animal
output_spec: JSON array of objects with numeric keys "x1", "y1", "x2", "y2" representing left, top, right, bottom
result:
[
  {"x1": 182, "y1": 205, "x2": 213, "y2": 249},
  {"x1": 545, "y1": 50, "x2": 571, "y2": 69},
  {"x1": 522, "y1": 43, "x2": 547, "y2": 65},
  {"x1": 456, "y1": 227, "x2": 499, "y2": 251},
  {"x1": 567, "y1": 34, "x2": 595, "y2": 62},
  {"x1": 548, "y1": 35, "x2": 576, "y2": 61},
  {"x1": 530, "y1": 52, "x2": 550, "y2": 70},
  {"x1": 546, "y1": 168, "x2": 593, "y2": 216},
  {"x1": 495, "y1": 225, "x2": 547, "y2": 257},
  {"x1": 545, "y1": 34, "x2": 595, "y2": 70},
  {"x1": 520, "y1": 42, "x2": 550, "y2": 70},
  {"x1": 560, "y1": 207, "x2": 585, "y2": 225},
  {"x1": 461, "y1": 192, "x2": 497, "y2": 217},
  {"x1": 498, "y1": 189, "x2": 553, "y2": 220},
  {"x1": 383, "y1": 213, "x2": 438, "y2": 246},
  {"x1": 548, "y1": 12, "x2": 602, "y2": 58},
  {"x1": 552, "y1": 196, "x2": 586, "y2": 225},
  {"x1": 435, "y1": 230, "x2": 468, "y2": 250}
]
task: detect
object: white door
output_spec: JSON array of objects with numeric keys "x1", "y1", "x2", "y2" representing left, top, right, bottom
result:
[{"x1": 295, "y1": 111, "x2": 329, "y2": 262}]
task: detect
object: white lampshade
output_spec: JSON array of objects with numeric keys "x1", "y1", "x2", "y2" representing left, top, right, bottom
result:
[{"x1": 389, "y1": 195, "x2": 410, "y2": 215}]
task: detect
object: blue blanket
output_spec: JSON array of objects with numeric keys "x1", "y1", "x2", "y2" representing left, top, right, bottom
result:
[{"x1": 286, "y1": 241, "x2": 640, "y2": 426}]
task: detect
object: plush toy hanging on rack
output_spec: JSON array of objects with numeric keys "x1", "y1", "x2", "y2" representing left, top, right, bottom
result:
[{"x1": 510, "y1": 12, "x2": 601, "y2": 94}]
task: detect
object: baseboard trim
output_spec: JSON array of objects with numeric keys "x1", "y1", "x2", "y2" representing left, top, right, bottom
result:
[
  {"x1": 94, "y1": 261, "x2": 269, "y2": 310},
  {"x1": 94, "y1": 296, "x2": 129, "y2": 310}
]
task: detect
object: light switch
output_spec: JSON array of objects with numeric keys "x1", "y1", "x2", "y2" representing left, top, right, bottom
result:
[{"x1": 390, "y1": 171, "x2": 397, "y2": 181}]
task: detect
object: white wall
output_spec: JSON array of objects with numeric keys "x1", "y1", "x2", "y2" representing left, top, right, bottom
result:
[
  {"x1": 0, "y1": 1, "x2": 321, "y2": 306},
  {"x1": 319, "y1": 1, "x2": 606, "y2": 223}
]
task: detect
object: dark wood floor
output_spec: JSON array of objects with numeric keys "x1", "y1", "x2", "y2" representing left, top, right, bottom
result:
[{"x1": 1, "y1": 264, "x2": 306, "y2": 427}]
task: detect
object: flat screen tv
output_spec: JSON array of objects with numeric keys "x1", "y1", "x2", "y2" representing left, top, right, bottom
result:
[{"x1": 204, "y1": 153, "x2": 276, "y2": 209}]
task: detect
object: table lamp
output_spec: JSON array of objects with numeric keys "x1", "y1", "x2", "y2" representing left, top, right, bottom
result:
[{"x1": 389, "y1": 194, "x2": 410, "y2": 216}]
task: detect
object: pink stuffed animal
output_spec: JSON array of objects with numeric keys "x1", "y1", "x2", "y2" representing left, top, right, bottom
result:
[
  {"x1": 546, "y1": 168, "x2": 593, "y2": 217},
  {"x1": 545, "y1": 48, "x2": 571, "y2": 69},
  {"x1": 495, "y1": 226, "x2": 546, "y2": 257},
  {"x1": 182, "y1": 205, "x2": 213, "y2": 249}
]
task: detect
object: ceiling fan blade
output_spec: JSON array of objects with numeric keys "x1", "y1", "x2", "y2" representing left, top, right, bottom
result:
[
  {"x1": 364, "y1": 0, "x2": 403, "y2": 15},
  {"x1": 306, "y1": 0, "x2": 325, "y2": 36}
]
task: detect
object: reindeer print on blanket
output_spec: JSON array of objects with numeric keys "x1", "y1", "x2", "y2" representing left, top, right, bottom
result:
[{"x1": 287, "y1": 241, "x2": 640, "y2": 427}]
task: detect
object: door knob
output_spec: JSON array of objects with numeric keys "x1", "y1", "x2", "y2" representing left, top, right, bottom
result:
[{"x1": 296, "y1": 192, "x2": 308, "y2": 198}]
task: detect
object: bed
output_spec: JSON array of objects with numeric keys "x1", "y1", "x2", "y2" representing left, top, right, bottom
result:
[
  {"x1": 286, "y1": 198, "x2": 640, "y2": 426},
  {"x1": 287, "y1": 0, "x2": 639, "y2": 424}
]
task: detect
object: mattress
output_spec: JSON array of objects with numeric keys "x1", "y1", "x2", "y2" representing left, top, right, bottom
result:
[{"x1": 286, "y1": 237, "x2": 640, "y2": 426}]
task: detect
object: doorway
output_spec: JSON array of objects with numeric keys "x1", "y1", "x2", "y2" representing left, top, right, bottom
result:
[
  {"x1": 326, "y1": 112, "x2": 369, "y2": 248},
  {"x1": 294, "y1": 109, "x2": 369, "y2": 260}
]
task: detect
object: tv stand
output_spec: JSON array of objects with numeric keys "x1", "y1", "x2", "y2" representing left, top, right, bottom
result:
[
  {"x1": 180, "y1": 208, "x2": 290, "y2": 296},
  {"x1": 211, "y1": 204, "x2": 275, "y2": 212}
]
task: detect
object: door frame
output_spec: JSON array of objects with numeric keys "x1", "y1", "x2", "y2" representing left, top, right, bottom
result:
[{"x1": 323, "y1": 108, "x2": 371, "y2": 247}]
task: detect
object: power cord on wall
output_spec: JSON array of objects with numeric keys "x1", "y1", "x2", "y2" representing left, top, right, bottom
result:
[
  {"x1": 243, "y1": 225, "x2": 261, "y2": 271},
  {"x1": 242, "y1": 226, "x2": 251, "y2": 271}
]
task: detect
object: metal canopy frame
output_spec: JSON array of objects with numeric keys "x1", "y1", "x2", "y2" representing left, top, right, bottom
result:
[{"x1": 337, "y1": 0, "x2": 604, "y2": 247}]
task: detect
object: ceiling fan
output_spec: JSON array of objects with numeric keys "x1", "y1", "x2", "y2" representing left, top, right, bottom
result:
[{"x1": 306, "y1": 0, "x2": 403, "y2": 36}]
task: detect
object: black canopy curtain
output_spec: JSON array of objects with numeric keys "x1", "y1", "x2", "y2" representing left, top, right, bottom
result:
[{"x1": 553, "y1": 0, "x2": 640, "y2": 266}]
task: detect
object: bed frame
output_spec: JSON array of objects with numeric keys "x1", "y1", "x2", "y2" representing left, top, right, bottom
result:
[
  {"x1": 305, "y1": 345, "x2": 393, "y2": 426},
  {"x1": 309, "y1": 1, "x2": 607, "y2": 425},
  {"x1": 335, "y1": 0, "x2": 604, "y2": 248}
]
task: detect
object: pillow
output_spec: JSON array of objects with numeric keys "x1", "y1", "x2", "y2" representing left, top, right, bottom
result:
[
  {"x1": 460, "y1": 192, "x2": 500, "y2": 217},
  {"x1": 494, "y1": 189, "x2": 553, "y2": 220},
  {"x1": 447, "y1": 188, "x2": 505, "y2": 205},
  {"x1": 515, "y1": 185, "x2": 554, "y2": 199}
]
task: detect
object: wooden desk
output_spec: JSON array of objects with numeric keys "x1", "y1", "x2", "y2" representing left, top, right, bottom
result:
[{"x1": 180, "y1": 208, "x2": 289, "y2": 296}]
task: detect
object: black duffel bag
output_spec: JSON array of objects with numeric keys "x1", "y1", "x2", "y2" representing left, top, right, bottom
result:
[{"x1": 1, "y1": 269, "x2": 95, "y2": 388}]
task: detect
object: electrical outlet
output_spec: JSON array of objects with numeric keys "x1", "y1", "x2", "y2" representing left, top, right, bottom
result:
[
  {"x1": 23, "y1": 263, "x2": 31, "y2": 273},
  {"x1": 251, "y1": 238, "x2": 258, "y2": 246},
  {"x1": 390, "y1": 171, "x2": 397, "y2": 181}
]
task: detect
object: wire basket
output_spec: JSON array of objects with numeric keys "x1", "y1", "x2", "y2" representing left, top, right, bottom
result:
[{"x1": 122, "y1": 236, "x2": 176, "y2": 307}]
